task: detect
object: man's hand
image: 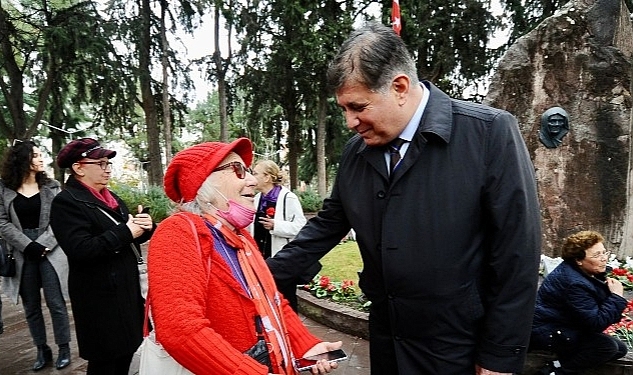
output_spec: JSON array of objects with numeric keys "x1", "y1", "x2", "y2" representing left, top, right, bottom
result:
[{"x1": 475, "y1": 365, "x2": 512, "y2": 375}]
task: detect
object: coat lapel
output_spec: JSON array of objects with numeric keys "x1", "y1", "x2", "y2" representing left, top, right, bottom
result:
[
  {"x1": 389, "y1": 81, "x2": 454, "y2": 186},
  {"x1": 390, "y1": 135, "x2": 425, "y2": 185},
  {"x1": 358, "y1": 142, "x2": 390, "y2": 181},
  {"x1": 38, "y1": 183, "x2": 57, "y2": 234}
]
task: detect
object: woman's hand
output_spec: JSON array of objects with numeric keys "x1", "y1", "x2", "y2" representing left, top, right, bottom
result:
[
  {"x1": 258, "y1": 217, "x2": 274, "y2": 230},
  {"x1": 133, "y1": 205, "x2": 154, "y2": 231},
  {"x1": 607, "y1": 277, "x2": 624, "y2": 296},
  {"x1": 126, "y1": 215, "x2": 145, "y2": 238},
  {"x1": 301, "y1": 341, "x2": 343, "y2": 374}
]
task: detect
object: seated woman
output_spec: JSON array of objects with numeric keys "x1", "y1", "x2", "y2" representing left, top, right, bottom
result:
[
  {"x1": 531, "y1": 230, "x2": 628, "y2": 374},
  {"x1": 148, "y1": 138, "x2": 341, "y2": 374}
]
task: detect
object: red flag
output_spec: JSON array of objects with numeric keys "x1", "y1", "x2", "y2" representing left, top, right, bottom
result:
[{"x1": 391, "y1": 0, "x2": 401, "y2": 35}]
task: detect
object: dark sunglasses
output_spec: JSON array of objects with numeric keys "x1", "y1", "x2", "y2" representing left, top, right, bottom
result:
[{"x1": 213, "y1": 161, "x2": 252, "y2": 179}]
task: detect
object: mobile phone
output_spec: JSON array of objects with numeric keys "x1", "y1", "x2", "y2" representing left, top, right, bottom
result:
[
  {"x1": 294, "y1": 349, "x2": 348, "y2": 372},
  {"x1": 141, "y1": 207, "x2": 150, "y2": 214}
]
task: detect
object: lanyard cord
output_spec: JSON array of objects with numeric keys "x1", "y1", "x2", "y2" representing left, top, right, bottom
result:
[{"x1": 205, "y1": 221, "x2": 250, "y2": 296}]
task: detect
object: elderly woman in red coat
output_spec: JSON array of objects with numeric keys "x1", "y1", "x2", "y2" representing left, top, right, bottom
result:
[{"x1": 147, "y1": 138, "x2": 341, "y2": 374}]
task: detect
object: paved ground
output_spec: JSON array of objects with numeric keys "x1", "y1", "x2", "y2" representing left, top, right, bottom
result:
[{"x1": 0, "y1": 289, "x2": 369, "y2": 375}]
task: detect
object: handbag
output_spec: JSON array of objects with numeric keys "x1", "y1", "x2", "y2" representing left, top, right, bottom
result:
[
  {"x1": 243, "y1": 316, "x2": 273, "y2": 372},
  {"x1": 0, "y1": 239, "x2": 16, "y2": 277},
  {"x1": 139, "y1": 214, "x2": 202, "y2": 375},
  {"x1": 96, "y1": 206, "x2": 148, "y2": 298},
  {"x1": 139, "y1": 331, "x2": 194, "y2": 375}
]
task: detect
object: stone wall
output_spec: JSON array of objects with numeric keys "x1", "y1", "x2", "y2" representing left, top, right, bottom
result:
[{"x1": 484, "y1": 0, "x2": 633, "y2": 257}]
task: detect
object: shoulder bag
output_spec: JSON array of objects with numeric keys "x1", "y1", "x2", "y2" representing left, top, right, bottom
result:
[{"x1": 96, "y1": 206, "x2": 148, "y2": 298}]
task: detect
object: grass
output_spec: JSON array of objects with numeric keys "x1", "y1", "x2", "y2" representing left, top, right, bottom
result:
[{"x1": 319, "y1": 240, "x2": 363, "y2": 291}]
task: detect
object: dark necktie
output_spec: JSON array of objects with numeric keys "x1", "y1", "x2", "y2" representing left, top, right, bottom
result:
[{"x1": 389, "y1": 138, "x2": 406, "y2": 174}]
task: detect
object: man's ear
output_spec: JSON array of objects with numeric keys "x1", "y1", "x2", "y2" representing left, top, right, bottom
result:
[{"x1": 392, "y1": 74, "x2": 411, "y2": 106}]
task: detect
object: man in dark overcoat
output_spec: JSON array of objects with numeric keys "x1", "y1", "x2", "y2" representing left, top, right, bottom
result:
[{"x1": 267, "y1": 22, "x2": 541, "y2": 375}]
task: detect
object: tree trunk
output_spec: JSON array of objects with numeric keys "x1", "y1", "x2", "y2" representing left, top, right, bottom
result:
[
  {"x1": 140, "y1": 0, "x2": 163, "y2": 186},
  {"x1": 316, "y1": 88, "x2": 328, "y2": 197},
  {"x1": 0, "y1": 8, "x2": 27, "y2": 138},
  {"x1": 287, "y1": 113, "x2": 299, "y2": 191},
  {"x1": 161, "y1": 2, "x2": 172, "y2": 165},
  {"x1": 214, "y1": 5, "x2": 228, "y2": 142}
]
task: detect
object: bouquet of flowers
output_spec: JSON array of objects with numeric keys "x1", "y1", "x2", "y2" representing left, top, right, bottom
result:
[
  {"x1": 605, "y1": 300, "x2": 633, "y2": 350},
  {"x1": 607, "y1": 253, "x2": 633, "y2": 288}
]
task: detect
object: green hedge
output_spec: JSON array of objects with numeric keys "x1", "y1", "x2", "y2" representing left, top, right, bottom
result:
[
  {"x1": 110, "y1": 183, "x2": 174, "y2": 223},
  {"x1": 109, "y1": 183, "x2": 325, "y2": 222},
  {"x1": 295, "y1": 188, "x2": 323, "y2": 213}
]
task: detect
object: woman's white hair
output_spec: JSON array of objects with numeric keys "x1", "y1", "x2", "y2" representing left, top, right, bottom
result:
[{"x1": 178, "y1": 174, "x2": 221, "y2": 215}]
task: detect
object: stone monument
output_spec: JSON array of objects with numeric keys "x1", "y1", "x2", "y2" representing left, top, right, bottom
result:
[{"x1": 484, "y1": 0, "x2": 633, "y2": 256}]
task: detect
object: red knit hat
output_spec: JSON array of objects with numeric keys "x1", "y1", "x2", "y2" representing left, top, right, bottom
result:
[{"x1": 163, "y1": 138, "x2": 253, "y2": 203}]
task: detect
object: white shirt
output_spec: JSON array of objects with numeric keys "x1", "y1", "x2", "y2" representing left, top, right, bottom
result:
[{"x1": 385, "y1": 82, "x2": 430, "y2": 172}]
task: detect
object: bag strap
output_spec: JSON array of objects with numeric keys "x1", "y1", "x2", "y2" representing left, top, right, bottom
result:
[
  {"x1": 143, "y1": 213, "x2": 206, "y2": 337},
  {"x1": 282, "y1": 191, "x2": 287, "y2": 220},
  {"x1": 254, "y1": 315, "x2": 265, "y2": 339},
  {"x1": 96, "y1": 206, "x2": 144, "y2": 264}
]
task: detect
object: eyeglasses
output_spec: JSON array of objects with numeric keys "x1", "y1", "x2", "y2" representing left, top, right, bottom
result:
[
  {"x1": 213, "y1": 162, "x2": 252, "y2": 179},
  {"x1": 76, "y1": 161, "x2": 113, "y2": 171},
  {"x1": 588, "y1": 251, "x2": 611, "y2": 259}
]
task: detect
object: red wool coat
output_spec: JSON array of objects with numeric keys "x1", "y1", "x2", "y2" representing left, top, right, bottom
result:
[{"x1": 148, "y1": 212, "x2": 320, "y2": 375}]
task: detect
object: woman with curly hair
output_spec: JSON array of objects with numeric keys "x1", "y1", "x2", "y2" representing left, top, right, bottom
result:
[
  {"x1": 0, "y1": 139, "x2": 71, "y2": 371},
  {"x1": 531, "y1": 230, "x2": 628, "y2": 374}
]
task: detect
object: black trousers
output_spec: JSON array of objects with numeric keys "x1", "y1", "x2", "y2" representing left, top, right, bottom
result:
[
  {"x1": 86, "y1": 353, "x2": 134, "y2": 375},
  {"x1": 368, "y1": 301, "x2": 479, "y2": 375},
  {"x1": 555, "y1": 332, "x2": 627, "y2": 372}
]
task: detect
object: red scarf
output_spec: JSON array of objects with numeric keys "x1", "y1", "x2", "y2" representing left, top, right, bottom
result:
[
  {"x1": 78, "y1": 180, "x2": 119, "y2": 209},
  {"x1": 205, "y1": 215, "x2": 297, "y2": 374}
]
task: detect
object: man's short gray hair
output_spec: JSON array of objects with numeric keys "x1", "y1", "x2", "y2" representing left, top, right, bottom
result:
[{"x1": 326, "y1": 21, "x2": 418, "y2": 94}]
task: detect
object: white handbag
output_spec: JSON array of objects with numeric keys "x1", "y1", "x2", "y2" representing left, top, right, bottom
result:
[{"x1": 139, "y1": 330, "x2": 193, "y2": 375}]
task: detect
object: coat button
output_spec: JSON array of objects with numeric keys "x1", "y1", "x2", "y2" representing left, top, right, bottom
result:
[{"x1": 377, "y1": 191, "x2": 386, "y2": 199}]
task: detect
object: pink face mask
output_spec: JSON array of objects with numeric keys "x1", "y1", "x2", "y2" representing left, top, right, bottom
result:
[{"x1": 212, "y1": 189, "x2": 256, "y2": 229}]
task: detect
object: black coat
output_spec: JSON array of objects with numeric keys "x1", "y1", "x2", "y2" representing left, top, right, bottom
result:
[
  {"x1": 531, "y1": 261, "x2": 627, "y2": 348},
  {"x1": 268, "y1": 81, "x2": 541, "y2": 374},
  {"x1": 50, "y1": 175, "x2": 154, "y2": 360}
]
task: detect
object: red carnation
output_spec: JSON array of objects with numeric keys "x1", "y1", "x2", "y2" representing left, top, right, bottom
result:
[
  {"x1": 319, "y1": 276, "x2": 330, "y2": 288},
  {"x1": 266, "y1": 207, "x2": 276, "y2": 218}
]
